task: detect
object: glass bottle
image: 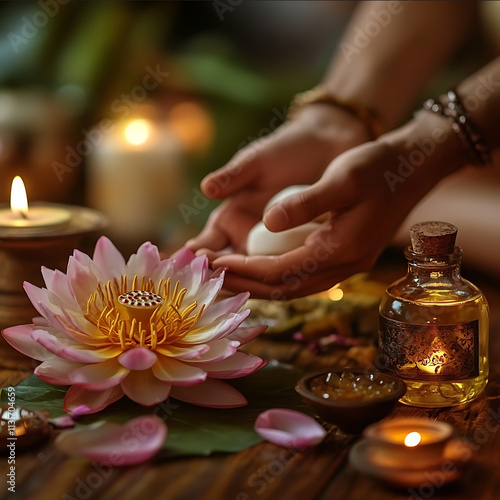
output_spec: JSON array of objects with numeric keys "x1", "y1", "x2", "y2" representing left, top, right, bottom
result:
[{"x1": 379, "y1": 221, "x2": 489, "y2": 407}]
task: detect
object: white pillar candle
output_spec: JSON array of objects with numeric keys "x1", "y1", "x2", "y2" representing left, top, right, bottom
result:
[{"x1": 87, "y1": 119, "x2": 184, "y2": 244}]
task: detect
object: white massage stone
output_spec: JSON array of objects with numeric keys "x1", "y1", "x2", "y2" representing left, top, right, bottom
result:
[{"x1": 246, "y1": 185, "x2": 321, "y2": 256}]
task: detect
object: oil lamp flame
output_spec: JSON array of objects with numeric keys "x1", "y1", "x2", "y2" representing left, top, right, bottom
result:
[
  {"x1": 10, "y1": 176, "x2": 28, "y2": 219},
  {"x1": 124, "y1": 120, "x2": 150, "y2": 145},
  {"x1": 404, "y1": 431, "x2": 421, "y2": 447}
]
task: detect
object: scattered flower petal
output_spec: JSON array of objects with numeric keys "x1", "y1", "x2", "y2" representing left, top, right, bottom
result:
[
  {"x1": 68, "y1": 405, "x2": 92, "y2": 419},
  {"x1": 55, "y1": 415, "x2": 167, "y2": 466},
  {"x1": 254, "y1": 409, "x2": 327, "y2": 448},
  {"x1": 49, "y1": 415, "x2": 76, "y2": 429}
]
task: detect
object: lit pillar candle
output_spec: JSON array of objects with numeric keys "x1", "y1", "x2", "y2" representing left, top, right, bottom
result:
[{"x1": 87, "y1": 118, "x2": 184, "y2": 247}]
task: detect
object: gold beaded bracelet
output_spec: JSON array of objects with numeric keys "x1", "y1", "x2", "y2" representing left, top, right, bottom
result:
[{"x1": 286, "y1": 86, "x2": 385, "y2": 139}]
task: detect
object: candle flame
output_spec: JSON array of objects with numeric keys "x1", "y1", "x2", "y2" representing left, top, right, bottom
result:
[
  {"x1": 10, "y1": 176, "x2": 28, "y2": 218},
  {"x1": 327, "y1": 286, "x2": 344, "y2": 301},
  {"x1": 418, "y1": 337, "x2": 452, "y2": 375},
  {"x1": 404, "y1": 431, "x2": 421, "y2": 447},
  {"x1": 124, "y1": 120, "x2": 150, "y2": 145}
]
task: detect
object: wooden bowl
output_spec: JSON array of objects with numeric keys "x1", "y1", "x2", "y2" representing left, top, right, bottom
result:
[{"x1": 295, "y1": 369, "x2": 406, "y2": 434}]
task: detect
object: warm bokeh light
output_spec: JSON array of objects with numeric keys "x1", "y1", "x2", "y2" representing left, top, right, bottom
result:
[
  {"x1": 10, "y1": 176, "x2": 28, "y2": 216},
  {"x1": 404, "y1": 431, "x2": 421, "y2": 447},
  {"x1": 169, "y1": 101, "x2": 214, "y2": 153},
  {"x1": 124, "y1": 120, "x2": 150, "y2": 145},
  {"x1": 327, "y1": 286, "x2": 344, "y2": 301}
]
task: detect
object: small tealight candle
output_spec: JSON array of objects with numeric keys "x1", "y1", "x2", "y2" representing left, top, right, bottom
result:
[
  {"x1": 0, "y1": 176, "x2": 71, "y2": 231},
  {"x1": 364, "y1": 418, "x2": 453, "y2": 466},
  {"x1": 0, "y1": 177, "x2": 105, "y2": 334},
  {"x1": 349, "y1": 418, "x2": 465, "y2": 487}
]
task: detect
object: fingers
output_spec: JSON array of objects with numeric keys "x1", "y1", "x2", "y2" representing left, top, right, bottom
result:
[
  {"x1": 211, "y1": 212, "x2": 377, "y2": 299},
  {"x1": 200, "y1": 147, "x2": 261, "y2": 200},
  {"x1": 186, "y1": 224, "x2": 229, "y2": 253},
  {"x1": 186, "y1": 198, "x2": 262, "y2": 254},
  {"x1": 262, "y1": 147, "x2": 363, "y2": 232},
  {"x1": 220, "y1": 263, "x2": 363, "y2": 300},
  {"x1": 212, "y1": 246, "x2": 312, "y2": 283},
  {"x1": 212, "y1": 223, "x2": 341, "y2": 278},
  {"x1": 263, "y1": 183, "x2": 335, "y2": 232}
]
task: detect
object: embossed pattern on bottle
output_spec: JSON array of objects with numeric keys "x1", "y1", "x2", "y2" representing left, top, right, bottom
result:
[{"x1": 379, "y1": 316, "x2": 479, "y2": 381}]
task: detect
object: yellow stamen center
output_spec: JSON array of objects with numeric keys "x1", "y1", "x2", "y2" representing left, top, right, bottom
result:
[{"x1": 85, "y1": 275, "x2": 205, "y2": 350}]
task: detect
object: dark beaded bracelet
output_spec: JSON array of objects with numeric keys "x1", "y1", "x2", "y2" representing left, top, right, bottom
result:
[{"x1": 423, "y1": 90, "x2": 491, "y2": 167}]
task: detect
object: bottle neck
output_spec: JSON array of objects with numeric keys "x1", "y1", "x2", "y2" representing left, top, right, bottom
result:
[{"x1": 404, "y1": 246, "x2": 462, "y2": 279}]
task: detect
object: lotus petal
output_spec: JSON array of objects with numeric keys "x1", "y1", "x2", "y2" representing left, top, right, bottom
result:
[
  {"x1": 55, "y1": 415, "x2": 167, "y2": 466},
  {"x1": 181, "y1": 310, "x2": 250, "y2": 344},
  {"x1": 202, "y1": 351, "x2": 266, "y2": 379},
  {"x1": 184, "y1": 339, "x2": 240, "y2": 364},
  {"x1": 254, "y1": 409, "x2": 327, "y2": 448},
  {"x1": 119, "y1": 347, "x2": 157, "y2": 370},
  {"x1": 227, "y1": 325, "x2": 267, "y2": 345},
  {"x1": 2, "y1": 324, "x2": 54, "y2": 361},
  {"x1": 126, "y1": 241, "x2": 161, "y2": 279},
  {"x1": 69, "y1": 358, "x2": 129, "y2": 390},
  {"x1": 152, "y1": 356, "x2": 206, "y2": 386},
  {"x1": 170, "y1": 378, "x2": 247, "y2": 408},
  {"x1": 30, "y1": 328, "x2": 118, "y2": 364},
  {"x1": 170, "y1": 247, "x2": 195, "y2": 271},
  {"x1": 41, "y1": 267, "x2": 76, "y2": 304},
  {"x1": 121, "y1": 370, "x2": 171, "y2": 406},
  {"x1": 93, "y1": 236, "x2": 126, "y2": 279},
  {"x1": 155, "y1": 343, "x2": 210, "y2": 360},
  {"x1": 35, "y1": 358, "x2": 84, "y2": 385},
  {"x1": 64, "y1": 385, "x2": 124, "y2": 415},
  {"x1": 23, "y1": 282, "x2": 52, "y2": 318},
  {"x1": 66, "y1": 255, "x2": 100, "y2": 308},
  {"x1": 197, "y1": 292, "x2": 250, "y2": 327}
]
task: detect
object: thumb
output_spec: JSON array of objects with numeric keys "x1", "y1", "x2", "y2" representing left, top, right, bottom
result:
[
  {"x1": 263, "y1": 183, "x2": 335, "y2": 232},
  {"x1": 201, "y1": 146, "x2": 261, "y2": 200}
]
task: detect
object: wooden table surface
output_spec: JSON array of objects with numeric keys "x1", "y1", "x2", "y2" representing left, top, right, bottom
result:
[{"x1": 0, "y1": 260, "x2": 499, "y2": 500}]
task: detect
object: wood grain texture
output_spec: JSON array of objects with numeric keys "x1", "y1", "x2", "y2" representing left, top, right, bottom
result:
[{"x1": 0, "y1": 260, "x2": 499, "y2": 500}]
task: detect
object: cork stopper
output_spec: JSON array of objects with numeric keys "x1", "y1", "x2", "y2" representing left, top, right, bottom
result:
[{"x1": 410, "y1": 221, "x2": 457, "y2": 255}]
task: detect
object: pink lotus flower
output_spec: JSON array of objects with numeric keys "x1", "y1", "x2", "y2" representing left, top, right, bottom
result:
[{"x1": 3, "y1": 237, "x2": 266, "y2": 415}]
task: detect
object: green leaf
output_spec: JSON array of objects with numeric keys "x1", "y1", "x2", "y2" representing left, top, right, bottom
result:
[{"x1": 1, "y1": 362, "x2": 311, "y2": 458}]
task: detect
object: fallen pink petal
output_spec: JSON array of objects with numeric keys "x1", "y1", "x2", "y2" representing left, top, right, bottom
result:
[
  {"x1": 254, "y1": 409, "x2": 327, "y2": 448},
  {"x1": 2, "y1": 237, "x2": 266, "y2": 413},
  {"x1": 49, "y1": 415, "x2": 76, "y2": 429},
  {"x1": 68, "y1": 404, "x2": 93, "y2": 418},
  {"x1": 54, "y1": 415, "x2": 167, "y2": 466}
]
